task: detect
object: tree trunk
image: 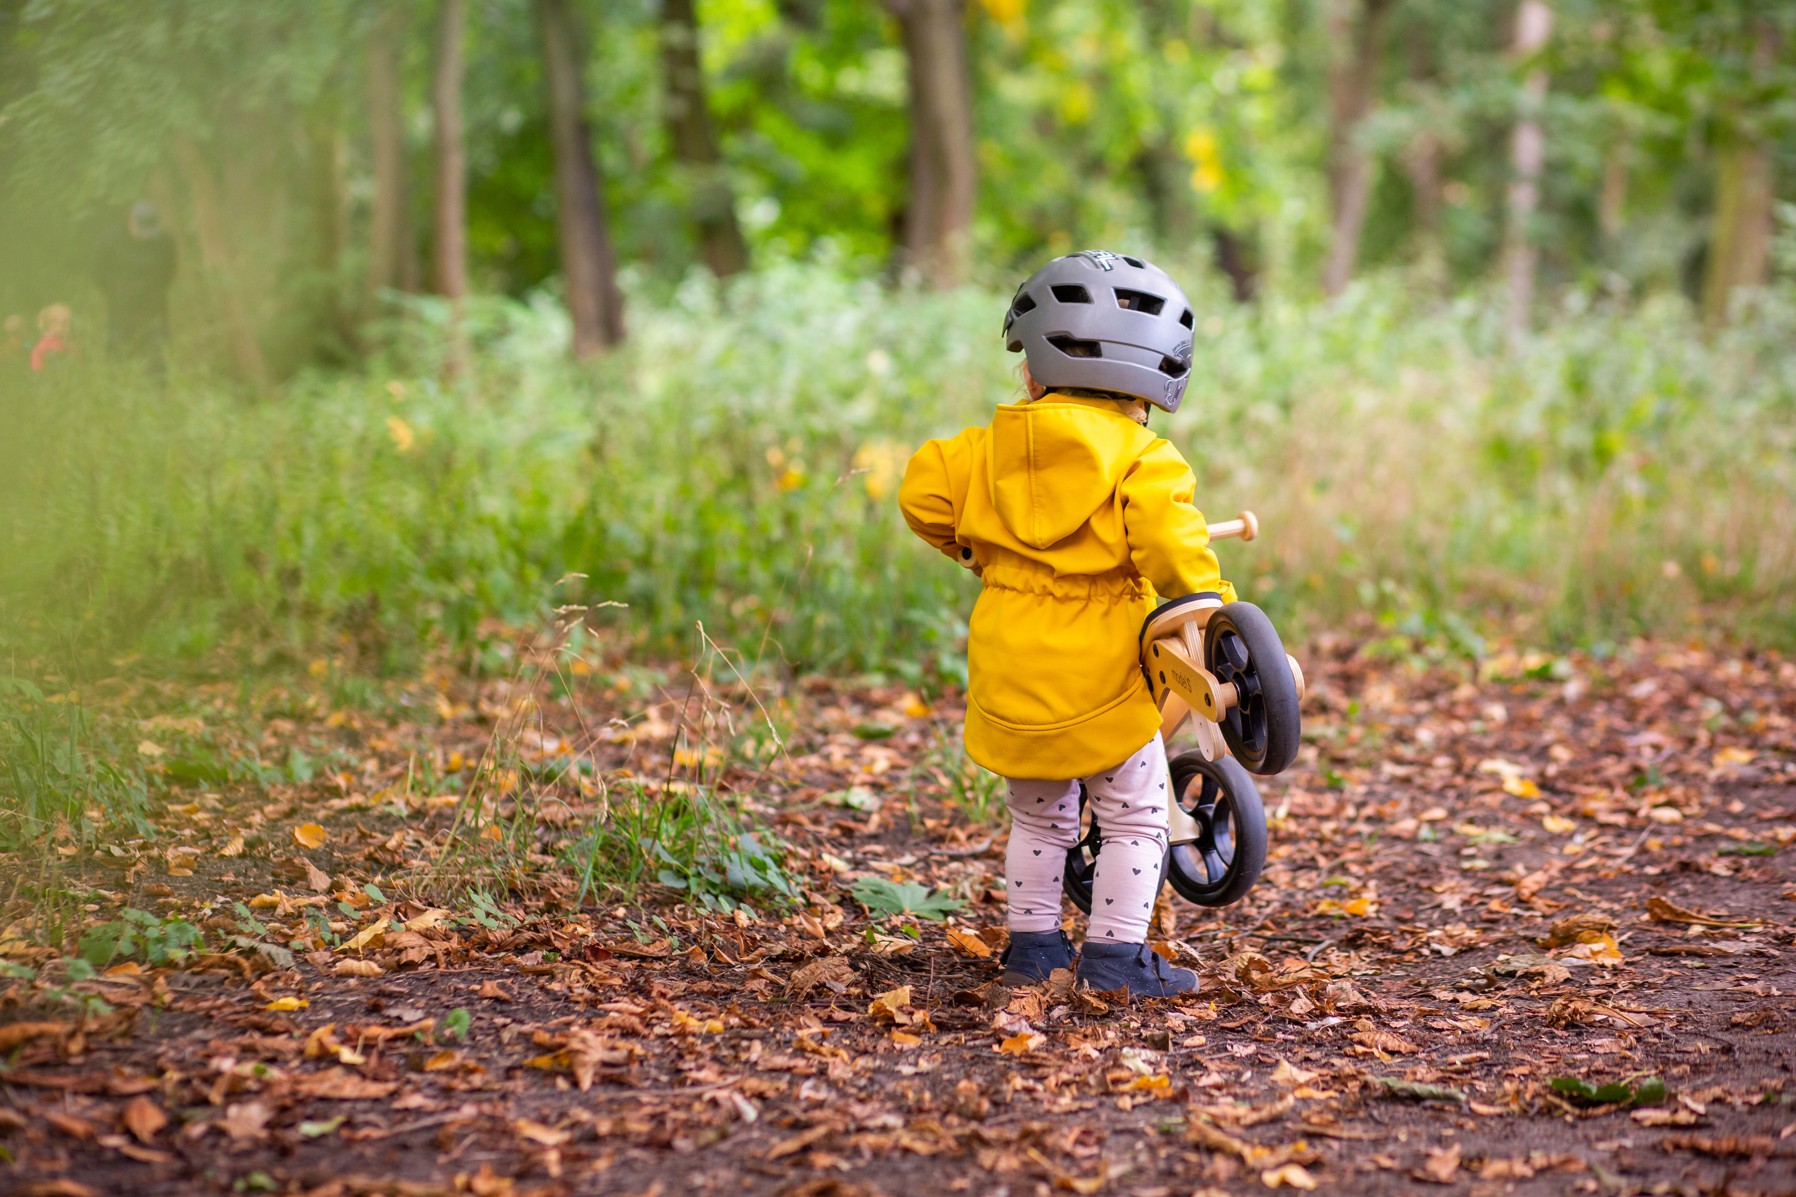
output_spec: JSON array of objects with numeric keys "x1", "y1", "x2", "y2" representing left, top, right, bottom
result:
[
  {"x1": 660, "y1": 0, "x2": 748, "y2": 278},
  {"x1": 1402, "y1": 30, "x2": 1444, "y2": 285},
  {"x1": 171, "y1": 135, "x2": 270, "y2": 387},
  {"x1": 887, "y1": 0, "x2": 976, "y2": 288},
  {"x1": 308, "y1": 92, "x2": 351, "y2": 353},
  {"x1": 367, "y1": 8, "x2": 413, "y2": 300},
  {"x1": 1701, "y1": 20, "x2": 1780, "y2": 328},
  {"x1": 432, "y1": 0, "x2": 470, "y2": 376},
  {"x1": 1321, "y1": 0, "x2": 1393, "y2": 298},
  {"x1": 1502, "y1": 0, "x2": 1553, "y2": 346},
  {"x1": 537, "y1": 0, "x2": 626, "y2": 355}
]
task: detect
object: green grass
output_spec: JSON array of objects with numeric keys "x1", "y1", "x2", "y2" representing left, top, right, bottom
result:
[{"x1": 3, "y1": 262, "x2": 1793, "y2": 687}]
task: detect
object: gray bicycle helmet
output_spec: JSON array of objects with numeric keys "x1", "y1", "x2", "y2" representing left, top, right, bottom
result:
[{"x1": 1002, "y1": 250, "x2": 1196, "y2": 413}]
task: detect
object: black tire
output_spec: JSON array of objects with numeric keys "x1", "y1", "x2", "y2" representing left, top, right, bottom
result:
[
  {"x1": 1165, "y1": 750, "x2": 1267, "y2": 907},
  {"x1": 1204, "y1": 601, "x2": 1301, "y2": 776},
  {"x1": 1062, "y1": 784, "x2": 1098, "y2": 914},
  {"x1": 1063, "y1": 784, "x2": 1170, "y2": 915}
]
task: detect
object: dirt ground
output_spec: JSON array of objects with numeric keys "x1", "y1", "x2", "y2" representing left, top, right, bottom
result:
[{"x1": 2, "y1": 637, "x2": 1793, "y2": 1196}]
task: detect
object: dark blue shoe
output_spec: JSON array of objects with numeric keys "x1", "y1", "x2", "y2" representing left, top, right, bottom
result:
[
  {"x1": 1000, "y1": 929, "x2": 1077, "y2": 985},
  {"x1": 1075, "y1": 940, "x2": 1197, "y2": 997}
]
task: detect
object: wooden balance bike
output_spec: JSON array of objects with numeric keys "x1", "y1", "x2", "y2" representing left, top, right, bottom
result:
[{"x1": 1064, "y1": 511, "x2": 1304, "y2": 911}]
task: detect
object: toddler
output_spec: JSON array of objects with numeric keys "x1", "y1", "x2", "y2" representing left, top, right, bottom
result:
[
  {"x1": 899, "y1": 251, "x2": 1237, "y2": 997},
  {"x1": 30, "y1": 303, "x2": 73, "y2": 372}
]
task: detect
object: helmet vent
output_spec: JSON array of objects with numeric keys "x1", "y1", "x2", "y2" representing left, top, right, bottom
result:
[
  {"x1": 1008, "y1": 292, "x2": 1037, "y2": 321},
  {"x1": 1158, "y1": 356, "x2": 1189, "y2": 378},
  {"x1": 1122, "y1": 255, "x2": 1145, "y2": 268},
  {"x1": 1050, "y1": 284, "x2": 1092, "y2": 304},
  {"x1": 1114, "y1": 289, "x2": 1164, "y2": 315},
  {"x1": 1178, "y1": 308, "x2": 1194, "y2": 330},
  {"x1": 1047, "y1": 335, "x2": 1102, "y2": 359}
]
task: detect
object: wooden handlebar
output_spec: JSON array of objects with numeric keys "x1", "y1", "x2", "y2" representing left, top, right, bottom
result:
[{"x1": 1205, "y1": 510, "x2": 1258, "y2": 543}]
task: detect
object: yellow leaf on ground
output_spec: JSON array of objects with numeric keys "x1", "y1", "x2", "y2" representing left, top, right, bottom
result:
[
  {"x1": 946, "y1": 927, "x2": 992, "y2": 958},
  {"x1": 891, "y1": 1031, "x2": 922, "y2": 1048},
  {"x1": 293, "y1": 823, "x2": 328, "y2": 849},
  {"x1": 340, "y1": 917, "x2": 389, "y2": 954},
  {"x1": 1541, "y1": 814, "x2": 1577, "y2": 834},
  {"x1": 868, "y1": 985, "x2": 911, "y2": 1024},
  {"x1": 901, "y1": 695, "x2": 931, "y2": 719},
  {"x1": 264, "y1": 996, "x2": 309, "y2": 1012},
  {"x1": 136, "y1": 740, "x2": 166, "y2": 758},
  {"x1": 1713, "y1": 746, "x2": 1755, "y2": 767},
  {"x1": 513, "y1": 1118, "x2": 571, "y2": 1148},
  {"x1": 1562, "y1": 932, "x2": 1624, "y2": 966},
  {"x1": 998, "y1": 1031, "x2": 1044, "y2": 1055},
  {"x1": 1127, "y1": 1073, "x2": 1172, "y2": 1092},
  {"x1": 1503, "y1": 776, "x2": 1542, "y2": 799}
]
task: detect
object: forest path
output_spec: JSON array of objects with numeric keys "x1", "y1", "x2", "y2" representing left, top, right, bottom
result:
[{"x1": 3, "y1": 641, "x2": 1793, "y2": 1196}]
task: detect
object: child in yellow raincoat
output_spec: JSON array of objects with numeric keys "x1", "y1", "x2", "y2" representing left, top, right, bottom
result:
[{"x1": 900, "y1": 251, "x2": 1236, "y2": 997}]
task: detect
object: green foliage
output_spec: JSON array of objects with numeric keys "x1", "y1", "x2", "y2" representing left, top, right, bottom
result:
[
  {"x1": 0, "y1": 679, "x2": 149, "y2": 850},
  {"x1": 440, "y1": 1006, "x2": 473, "y2": 1041},
  {"x1": 1550, "y1": 1074, "x2": 1667, "y2": 1107},
  {"x1": 77, "y1": 907, "x2": 204, "y2": 968},
  {"x1": 852, "y1": 876, "x2": 964, "y2": 922},
  {"x1": 566, "y1": 781, "x2": 794, "y2": 914}
]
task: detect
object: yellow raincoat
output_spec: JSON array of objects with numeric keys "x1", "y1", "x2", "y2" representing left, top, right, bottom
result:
[{"x1": 900, "y1": 394, "x2": 1237, "y2": 780}]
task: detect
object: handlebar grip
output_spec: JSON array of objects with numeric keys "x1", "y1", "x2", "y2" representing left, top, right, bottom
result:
[{"x1": 1205, "y1": 510, "x2": 1258, "y2": 542}]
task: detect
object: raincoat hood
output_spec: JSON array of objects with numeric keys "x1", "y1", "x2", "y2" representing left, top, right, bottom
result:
[{"x1": 987, "y1": 400, "x2": 1145, "y2": 550}]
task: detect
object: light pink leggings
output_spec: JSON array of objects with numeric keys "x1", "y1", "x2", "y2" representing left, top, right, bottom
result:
[{"x1": 1003, "y1": 734, "x2": 1169, "y2": 946}]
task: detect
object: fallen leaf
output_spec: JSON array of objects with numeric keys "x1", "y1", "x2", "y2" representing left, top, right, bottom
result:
[
  {"x1": 1503, "y1": 776, "x2": 1542, "y2": 799},
  {"x1": 1645, "y1": 896, "x2": 1761, "y2": 929},
  {"x1": 1561, "y1": 932, "x2": 1624, "y2": 966},
  {"x1": 1417, "y1": 1142, "x2": 1462, "y2": 1183},
  {"x1": 264, "y1": 996, "x2": 309, "y2": 1012},
  {"x1": 1633, "y1": 1107, "x2": 1701, "y2": 1126},
  {"x1": 1271, "y1": 1060, "x2": 1320, "y2": 1088},
  {"x1": 340, "y1": 917, "x2": 389, "y2": 953},
  {"x1": 1373, "y1": 1077, "x2": 1466, "y2": 1103},
  {"x1": 1541, "y1": 814, "x2": 1576, "y2": 834},
  {"x1": 787, "y1": 956, "x2": 857, "y2": 998},
  {"x1": 290, "y1": 1069, "x2": 399, "y2": 1101},
  {"x1": 1260, "y1": 1163, "x2": 1318, "y2": 1190},
  {"x1": 220, "y1": 1100, "x2": 272, "y2": 1143},
  {"x1": 998, "y1": 1031, "x2": 1044, "y2": 1055},
  {"x1": 334, "y1": 959, "x2": 384, "y2": 978},
  {"x1": 868, "y1": 985, "x2": 912, "y2": 1024},
  {"x1": 303, "y1": 858, "x2": 332, "y2": 893},
  {"x1": 513, "y1": 1118, "x2": 571, "y2": 1148},
  {"x1": 293, "y1": 823, "x2": 328, "y2": 849},
  {"x1": 0, "y1": 1021, "x2": 70, "y2": 1053},
  {"x1": 120, "y1": 1096, "x2": 167, "y2": 1144},
  {"x1": 1543, "y1": 913, "x2": 1616, "y2": 948},
  {"x1": 946, "y1": 927, "x2": 992, "y2": 958}
]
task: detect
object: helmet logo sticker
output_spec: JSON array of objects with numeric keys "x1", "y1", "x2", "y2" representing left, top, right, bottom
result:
[
  {"x1": 1073, "y1": 250, "x2": 1119, "y2": 271},
  {"x1": 1163, "y1": 376, "x2": 1185, "y2": 404}
]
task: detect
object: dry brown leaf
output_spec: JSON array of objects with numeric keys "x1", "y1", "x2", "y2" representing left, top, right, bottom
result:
[
  {"x1": 945, "y1": 927, "x2": 992, "y2": 959},
  {"x1": 1645, "y1": 896, "x2": 1761, "y2": 929},
  {"x1": 303, "y1": 858, "x2": 332, "y2": 893},
  {"x1": 1417, "y1": 1142, "x2": 1462, "y2": 1183},
  {"x1": 787, "y1": 955, "x2": 856, "y2": 998},
  {"x1": 1271, "y1": 1059, "x2": 1320, "y2": 1088},
  {"x1": 1633, "y1": 1107, "x2": 1701, "y2": 1127},
  {"x1": 291, "y1": 1069, "x2": 399, "y2": 1101},
  {"x1": 1351, "y1": 1030, "x2": 1418, "y2": 1054},
  {"x1": 868, "y1": 985, "x2": 912, "y2": 1024},
  {"x1": 334, "y1": 959, "x2": 384, "y2": 978},
  {"x1": 513, "y1": 1118, "x2": 571, "y2": 1148},
  {"x1": 0, "y1": 1021, "x2": 69, "y2": 1053},
  {"x1": 12, "y1": 1180, "x2": 101, "y2": 1197},
  {"x1": 1260, "y1": 1163, "x2": 1319, "y2": 1190},
  {"x1": 120, "y1": 1095, "x2": 167, "y2": 1144},
  {"x1": 220, "y1": 1100, "x2": 272, "y2": 1143},
  {"x1": 1543, "y1": 913, "x2": 1616, "y2": 948}
]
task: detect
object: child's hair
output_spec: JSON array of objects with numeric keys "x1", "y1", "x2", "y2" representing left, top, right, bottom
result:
[{"x1": 37, "y1": 303, "x2": 71, "y2": 334}]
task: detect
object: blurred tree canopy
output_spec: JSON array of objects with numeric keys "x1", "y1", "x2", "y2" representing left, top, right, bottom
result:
[{"x1": 0, "y1": 0, "x2": 1791, "y2": 374}]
